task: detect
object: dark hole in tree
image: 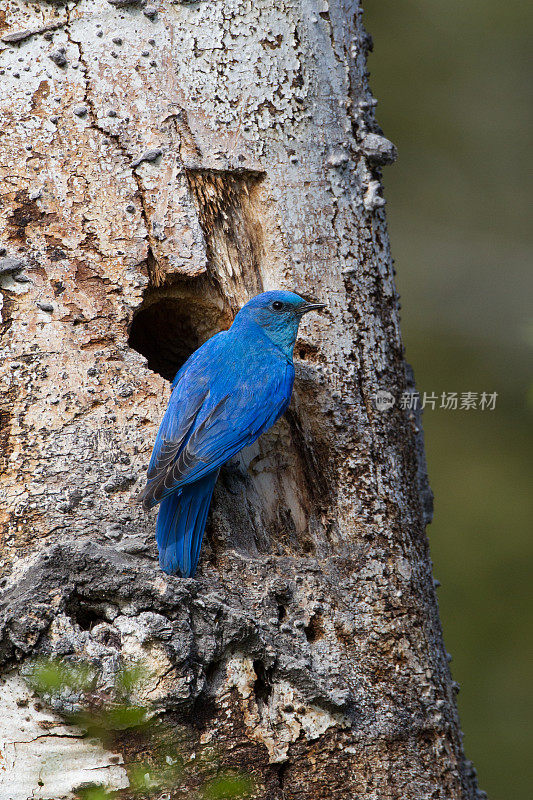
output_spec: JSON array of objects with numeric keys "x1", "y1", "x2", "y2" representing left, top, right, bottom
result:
[
  {"x1": 304, "y1": 612, "x2": 324, "y2": 643},
  {"x1": 187, "y1": 694, "x2": 218, "y2": 730},
  {"x1": 274, "y1": 762, "x2": 288, "y2": 789},
  {"x1": 128, "y1": 289, "x2": 231, "y2": 383},
  {"x1": 253, "y1": 660, "x2": 273, "y2": 707},
  {"x1": 302, "y1": 539, "x2": 315, "y2": 555},
  {"x1": 66, "y1": 599, "x2": 103, "y2": 632},
  {"x1": 128, "y1": 298, "x2": 201, "y2": 382}
]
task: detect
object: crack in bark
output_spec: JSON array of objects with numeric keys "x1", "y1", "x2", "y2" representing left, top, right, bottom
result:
[
  {"x1": 12, "y1": 732, "x2": 85, "y2": 746},
  {"x1": 64, "y1": 3, "x2": 160, "y2": 286}
]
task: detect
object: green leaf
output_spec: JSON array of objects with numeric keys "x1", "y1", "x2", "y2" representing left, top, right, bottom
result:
[
  {"x1": 27, "y1": 658, "x2": 95, "y2": 696},
  {"x1": 74, "y1": 783, "x2": 114, "y2": 800},
  {"x1": 202, "y1": 774, "x2": 255, "y2": 799},
  {"x1": 71, "y1": 703, "x2": 150, "y2": 736},
  {"x1": 127, "y1": 762, "x2": 159, "y2": 795},
  {"x1": 115, "y1": 662, "x2": 149, "y2": 696}
]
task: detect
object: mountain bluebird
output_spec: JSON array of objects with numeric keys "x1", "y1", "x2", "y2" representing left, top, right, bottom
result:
[{"x1": 139, "y1": 290, "x2": 325, "y2": 577}]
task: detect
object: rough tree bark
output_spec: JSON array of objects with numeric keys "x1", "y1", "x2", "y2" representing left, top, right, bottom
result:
[{"x1": 0, "y1": 1, "x2": 481, "y2": 798}]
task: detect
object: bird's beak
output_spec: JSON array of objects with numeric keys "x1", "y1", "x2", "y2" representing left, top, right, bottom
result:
[{"x1": 299, "y1": 301, "x2": 326, "y2": 315}]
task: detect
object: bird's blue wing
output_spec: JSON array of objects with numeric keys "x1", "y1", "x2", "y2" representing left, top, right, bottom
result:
[
  {"x1": 142, "y1": 356, "x2": 294, "y2": 508},
  {"x1": 140, "y1": 333, "x2": 226, "y2": 509}
]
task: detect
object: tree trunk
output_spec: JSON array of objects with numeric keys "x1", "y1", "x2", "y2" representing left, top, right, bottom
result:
[{"x1": 0, "y1": 1, "x2": 480, "y2": 798}]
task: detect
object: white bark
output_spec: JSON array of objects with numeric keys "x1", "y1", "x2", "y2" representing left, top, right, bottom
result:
[{"x1": 0, "y1": 675, "x2": 128, "y2": 800}]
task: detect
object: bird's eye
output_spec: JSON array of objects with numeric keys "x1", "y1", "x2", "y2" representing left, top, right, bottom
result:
[{"x1": 272, "y1": 301, "x2": 284, "y2": 311}]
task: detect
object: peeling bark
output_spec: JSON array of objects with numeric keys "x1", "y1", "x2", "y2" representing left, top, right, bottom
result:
[
  {"x1": 0, "y1": 674, "x2": 128, "y2": 799},
  {"x1": 0, "y1": 1, "x2": 480, "y2": 798}
]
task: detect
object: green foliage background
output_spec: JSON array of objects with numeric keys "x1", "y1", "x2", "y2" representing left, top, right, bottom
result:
[
  {"x1": 364, "y1": 2, "x2": 533, "y2": 798},
  {"x1": 26, "y1": 659, "x2": 253, "y2": 800}
]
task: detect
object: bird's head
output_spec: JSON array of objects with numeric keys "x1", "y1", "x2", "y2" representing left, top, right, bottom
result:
[{"x1": 233, "y1": 290, "x2": 325, "y2": 359}]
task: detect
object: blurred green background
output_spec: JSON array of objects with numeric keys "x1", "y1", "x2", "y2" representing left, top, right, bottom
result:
[{"x1": 363, "y1": 2, "x2": 532, "y2": 798}]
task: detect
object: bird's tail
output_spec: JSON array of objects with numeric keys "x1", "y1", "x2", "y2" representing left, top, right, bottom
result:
[{"x1": 155, "y1": 471, "x2": 219, "y2": 577}]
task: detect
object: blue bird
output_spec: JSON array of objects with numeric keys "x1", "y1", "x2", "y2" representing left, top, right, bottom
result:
[{"x1": 139, "y1": 290, "x2": 325, "y2": 577}]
